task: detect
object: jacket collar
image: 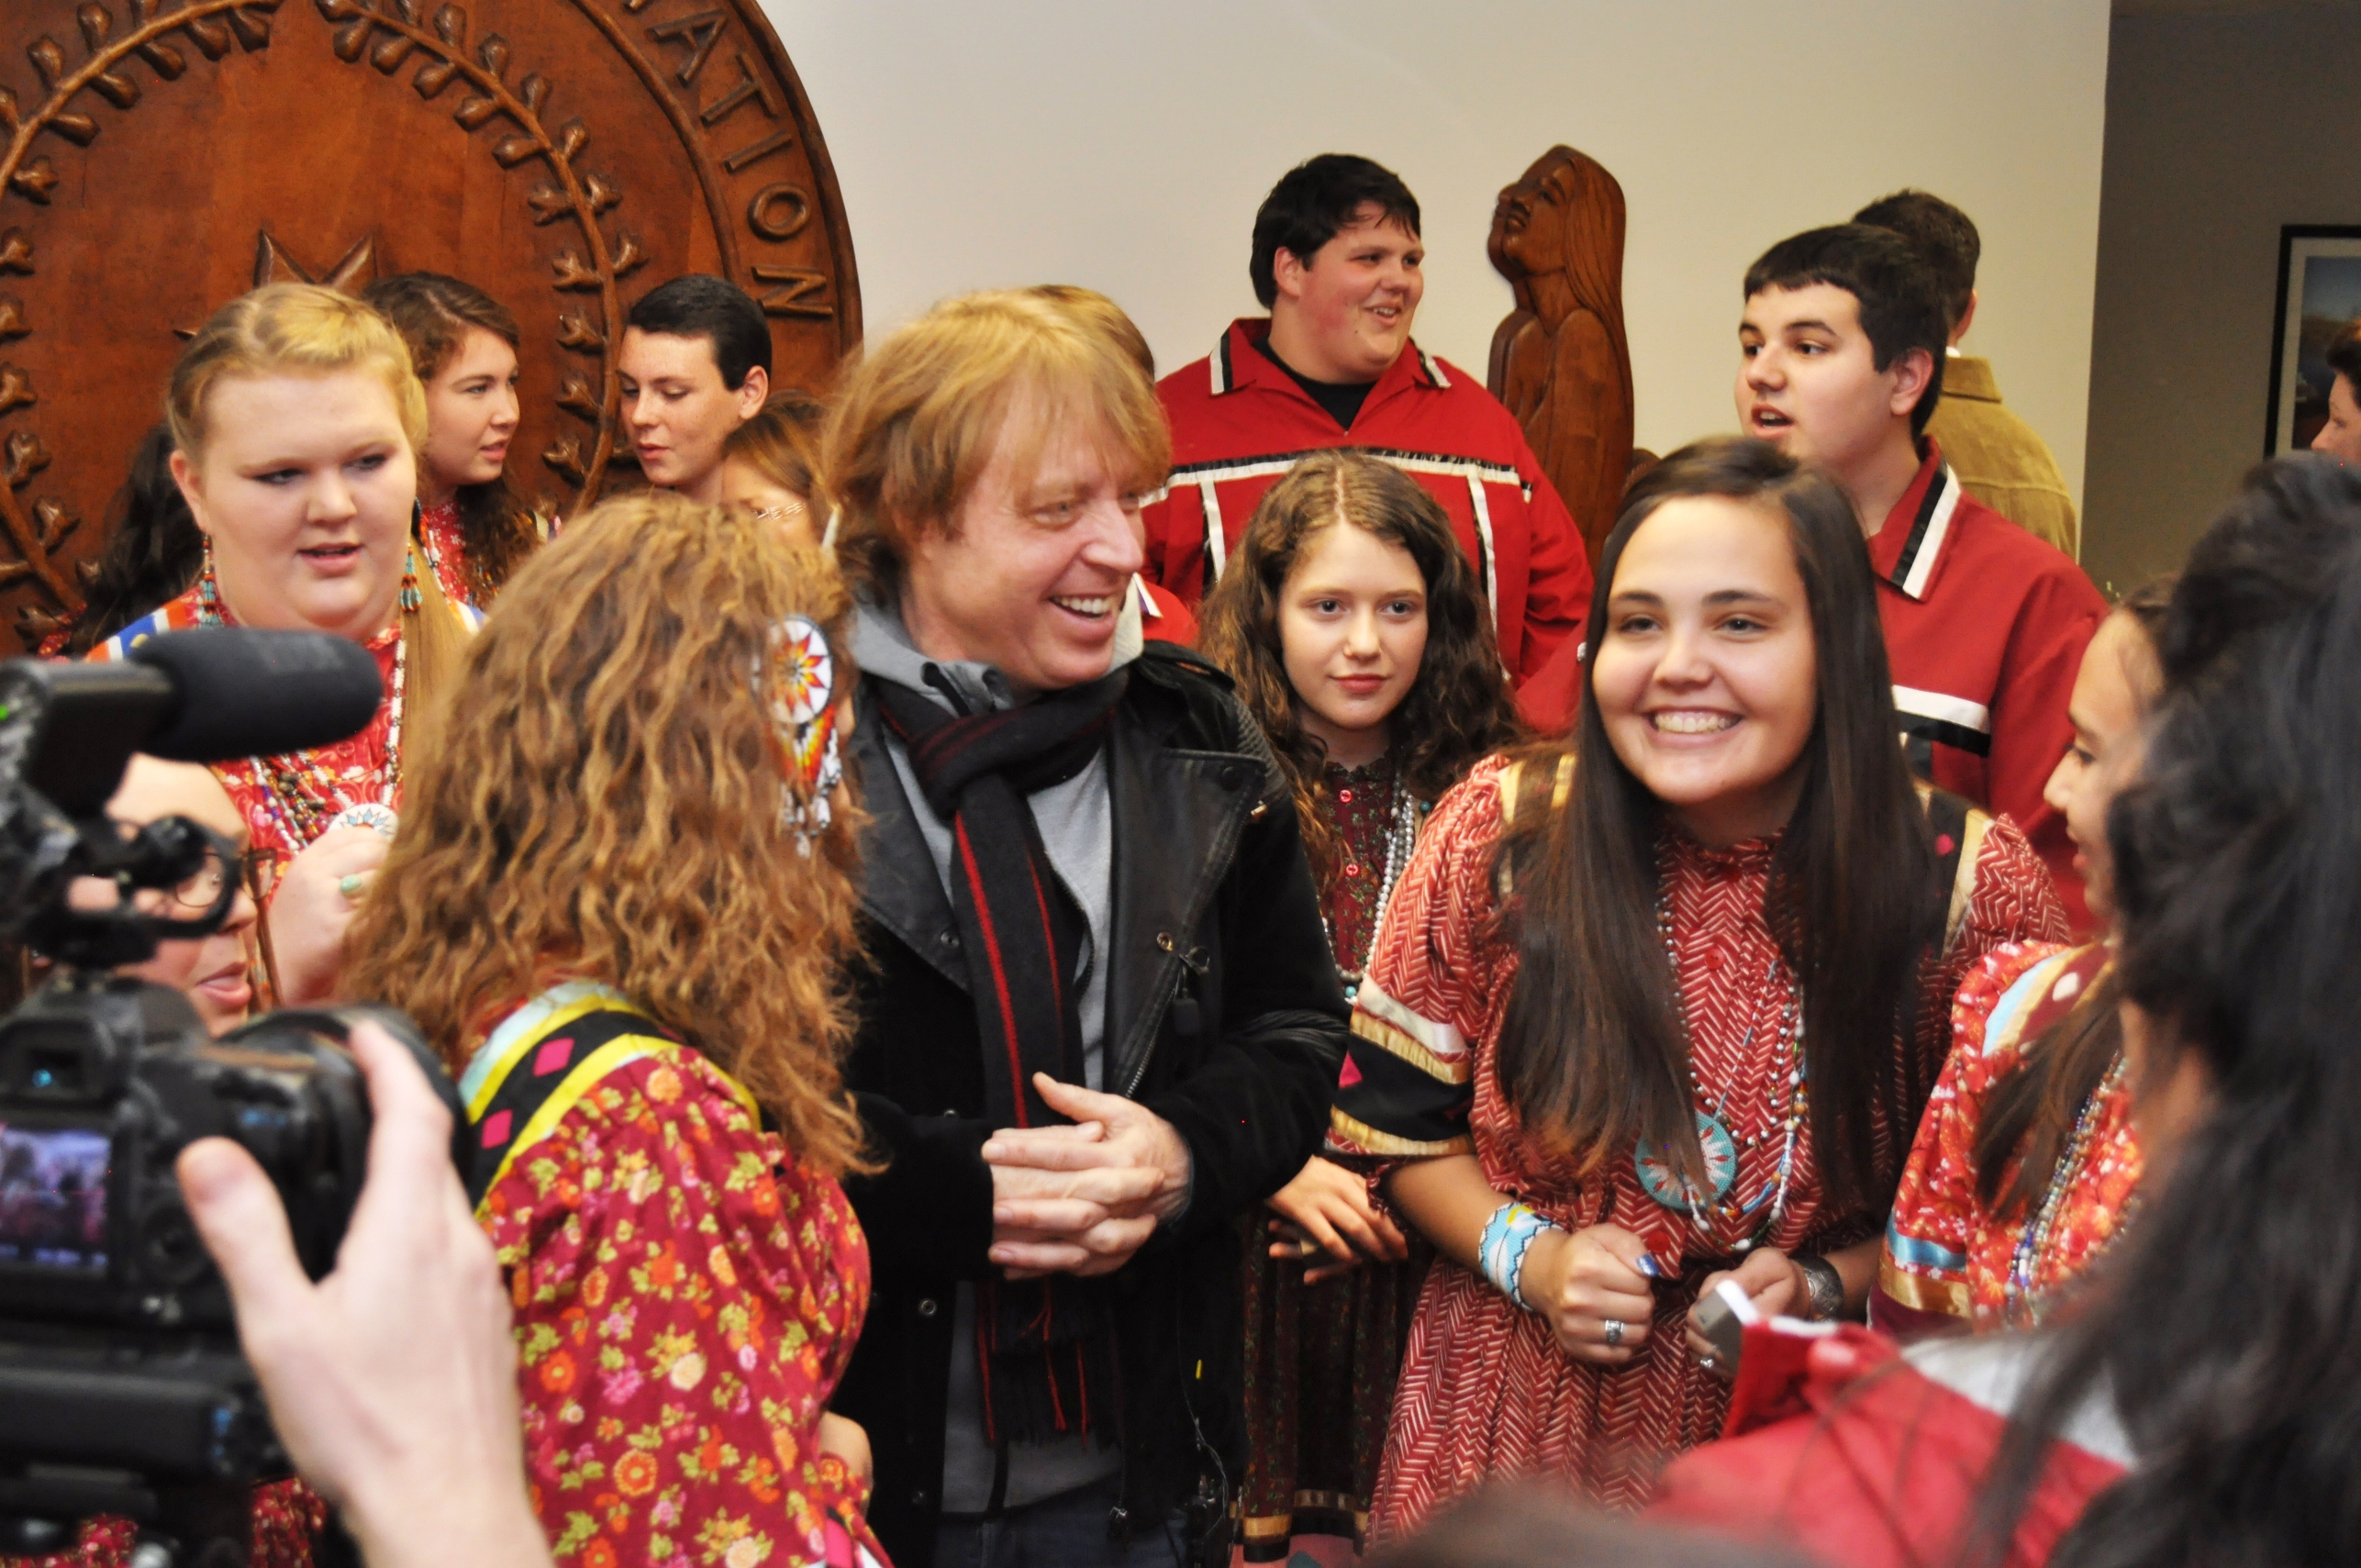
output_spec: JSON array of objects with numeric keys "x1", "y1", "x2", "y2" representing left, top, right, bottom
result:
[
  {"x1": 850, "y1": 590, "x2": 1143, "y2": 717},
  {"x1": 1098, "y1": 689, "x2": 1263, "y2": 1095},
  {"x1": 847, "y1": 681, "x2": 962, "y2": 987},
  {"x1": 1866, "y1": 439, "x2": 1964, "y2": 603},
  {"x1": 1941, "y1": 351, "x2": 2000, "y2": 403},
  {"x1": 852, "y1": 650, "x2": 1264, "y2": 1095},
  {"x1": 1208, "y1": 317, "x2": 1448, "y2": 414}
]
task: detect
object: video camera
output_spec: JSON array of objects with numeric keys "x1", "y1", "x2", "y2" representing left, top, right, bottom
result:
[{"x1": 0, "y1": 628, "x2": 450, "y2": 1565}]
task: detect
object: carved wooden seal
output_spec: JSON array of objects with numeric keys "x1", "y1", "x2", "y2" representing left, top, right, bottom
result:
[{"x1": 0, "y1": 0, "x2": 860, "y2": 651}]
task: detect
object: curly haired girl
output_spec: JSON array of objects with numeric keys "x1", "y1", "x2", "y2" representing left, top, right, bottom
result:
[
  {"x1": 346, "y1": 494, "x2": 882, "y2": 1568},
  {"x1": 1198, "y1": 450, "x2": 1522, "y2": 1562}
]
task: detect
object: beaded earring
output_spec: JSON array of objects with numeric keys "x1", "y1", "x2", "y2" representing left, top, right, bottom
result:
[
  {"x1": 197, "y1": 535, "x2": 222, "y2": 625},
  {"x1": 399, "y1": 546, "x2": 422, "y2": 612},
  {"x1": 762, "y1": 615, "x2": 844, "y2": 854}
]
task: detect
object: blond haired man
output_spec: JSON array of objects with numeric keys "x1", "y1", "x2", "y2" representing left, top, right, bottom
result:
[{"x1": 826, "y1": 290, "x2": 1346, "y2": 1568}]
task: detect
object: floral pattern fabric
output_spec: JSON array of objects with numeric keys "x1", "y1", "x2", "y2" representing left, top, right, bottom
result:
[
  {"x1": 5, "y1": 1482, "x2": 322, "y2": 1568},
  {"x1": 417, "y1": 498, "x2": 479, "y2": 611},
  {"x1": 1877, "y1": 941, "x2": 2140, "y2": 1329},
  {"x1": 479, "y1": 1039, "x2": 884, "y2": 1568},
  {"x1": 1329, "y1": 756, "x2": 2068, "y2": 1534}
]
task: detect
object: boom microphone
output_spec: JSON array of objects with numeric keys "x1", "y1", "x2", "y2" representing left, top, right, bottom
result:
[
  {"x1": 127, "y1": 628, "x2": 384, "y2": 764},
  {"x1": 12, "y1": 629, "x2": 384, "y2": 817}
]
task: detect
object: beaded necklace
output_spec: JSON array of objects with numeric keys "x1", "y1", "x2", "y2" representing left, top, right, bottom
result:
[
  {"x1": 1637, "y1": 863, "x2": 1809, "y2": 1253},
  {"x1": 198, "y1": 550, "x2": 409, "y2": 848},
  {"x1": 2003, "y1": 1051, "x2": 2131, "y2": 1327},
  {"x1": 1320, "y1": 758, "x2": 1420, "y2": 1005}
]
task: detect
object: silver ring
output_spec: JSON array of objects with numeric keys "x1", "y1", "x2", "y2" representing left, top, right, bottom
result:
[
  {"x1": 1700, "y1": 1351, "x2": 1721, "y2": 1372},
  {"x1": 1602, "y1": 1318, "x2": 1625, "y2": 1349}
]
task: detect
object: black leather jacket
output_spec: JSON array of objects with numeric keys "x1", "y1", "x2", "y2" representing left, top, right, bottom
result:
[{"x1": 831, "y1": 642, "x2": 1348, "y2": 1566}]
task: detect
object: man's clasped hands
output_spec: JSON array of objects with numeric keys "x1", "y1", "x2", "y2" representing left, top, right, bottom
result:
[{"x1": 982, "y1": 1073, "x2": 1194, "y2": 1278}]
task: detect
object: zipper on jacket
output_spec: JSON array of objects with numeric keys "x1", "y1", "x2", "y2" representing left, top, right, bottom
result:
[{"x1": 1124, "y1": 936, "x2": 1210, "y2": 1098}]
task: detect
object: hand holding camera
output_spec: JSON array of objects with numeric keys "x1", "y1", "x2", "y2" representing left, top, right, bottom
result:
[{"x1": 176, "y1": 1019, "x2": 548, "y2": 1568}]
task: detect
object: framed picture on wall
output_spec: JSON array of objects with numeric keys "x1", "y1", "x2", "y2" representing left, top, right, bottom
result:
[{"x1": 2266, "y1": 226, "x2": 2361, "y2": 455}]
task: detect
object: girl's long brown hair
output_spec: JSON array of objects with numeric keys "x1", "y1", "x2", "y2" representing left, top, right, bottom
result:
[
  {"x1": 1197, "y1": 450, "x2": 1524, "y2": 885},
  {"x1": 1970, "y1": 580, "x2": 2171, "y2": 1216},
  {"x1": 1492, "y1": 436, "x2": 1943, "y2": 1212},
  {"x1": 344, "y1": 495, "x2": 871, "y2": 1175},
  {"x1": 359, "y1": 272, "x2": 541, "y2": 603}
]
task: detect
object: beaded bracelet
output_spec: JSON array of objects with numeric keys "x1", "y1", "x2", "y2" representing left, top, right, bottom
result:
[{"x1": 1477, "y1": 1200, "x2": 1562, "y2": 1313}]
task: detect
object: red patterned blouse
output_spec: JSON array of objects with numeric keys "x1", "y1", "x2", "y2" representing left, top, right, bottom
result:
[
  {"x1": 1875, "y1": 941, "x2": 2140, "y2": 1332},
  {"x1": 85, "y1": 584, "x2": 402, "y2": 899},
  {"x1": 416, "y1": 499, "x2": 477, "y2": 612},
  {"x1": 1328, "y1": 755, "x2": 2067, "y2": 1532}
]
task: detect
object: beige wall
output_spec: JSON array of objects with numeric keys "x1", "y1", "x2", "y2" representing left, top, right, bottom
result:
[
  {"x1": 763, "y1": 0, "x2": 2109, "y2": 496},
  {"x1": 2083, "y1": 2, "x2": 2361, "y2": 597}
]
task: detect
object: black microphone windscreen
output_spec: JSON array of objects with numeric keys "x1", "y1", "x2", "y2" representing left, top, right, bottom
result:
[{"x1": 127, "y1": 628, "x2": 385, "y2": 763}]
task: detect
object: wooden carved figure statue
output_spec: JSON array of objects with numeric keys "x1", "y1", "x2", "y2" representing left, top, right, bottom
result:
[{"x1": 1487, "y1": 146, "x2": 1635, "y2": 565}]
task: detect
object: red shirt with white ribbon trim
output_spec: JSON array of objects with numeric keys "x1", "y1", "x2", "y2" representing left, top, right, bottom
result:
[
  {"x1": 1872, "y1": 439, "x2": 2106, "y2": 927},
  {"x1": 1142, "y1": 318, "x2": 1592, "y2": 722}
]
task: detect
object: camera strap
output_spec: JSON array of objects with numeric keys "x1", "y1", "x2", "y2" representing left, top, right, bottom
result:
[{"x1": 457, "y1": 988, "x2": 758, "y2": 1210}]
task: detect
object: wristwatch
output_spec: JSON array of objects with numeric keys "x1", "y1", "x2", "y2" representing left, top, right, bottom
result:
[{"x1": 1795, "y1": 1254, "x2": 1845, "y2": 1321}]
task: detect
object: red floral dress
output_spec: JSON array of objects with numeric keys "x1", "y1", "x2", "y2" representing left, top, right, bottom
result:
[
  {"x1": 417, "y1": 498, "x2": 478, "y2": 611},
  {"x1": 1329, "y1": 756, "x2": 2067, "y2": 1534},
  {"x1": 86, "y1": 584, "x2": 402, "y2": 899},
  {"x1": 473, "y1": 988, "x2": 885, "y2": 1568},
  {"x1": 3, "y1": 1493, "x2": 323, "y2": 1568},
  {"x1": 1876, "y1": 941, "x2": 2139, "y2": 1331}
]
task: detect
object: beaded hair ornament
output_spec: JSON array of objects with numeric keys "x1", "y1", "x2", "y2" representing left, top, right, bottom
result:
[{"x1": 763, "y1": 615, "x2": 844, "y2": 853}]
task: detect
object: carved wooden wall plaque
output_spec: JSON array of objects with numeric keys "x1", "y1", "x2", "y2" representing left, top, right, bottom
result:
[{"x1": 0, "y1": 0, "x2": 860, "y2": 651}]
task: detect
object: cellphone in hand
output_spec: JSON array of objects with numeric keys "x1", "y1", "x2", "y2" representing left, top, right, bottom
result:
[{"x1": 1693, "y1": 1277, "x2": 1759, "y2": 1372}]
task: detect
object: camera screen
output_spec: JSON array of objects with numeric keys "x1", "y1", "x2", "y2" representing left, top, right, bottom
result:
[{"x1": 0, "y1": 1124, "x2": 107, "y2": 1273}]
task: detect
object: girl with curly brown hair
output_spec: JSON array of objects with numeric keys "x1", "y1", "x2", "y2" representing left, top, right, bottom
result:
[
  {"x1": 1198, "y1": 450, "x2": 1523, "y2": 1562},
  {"x1": 344, "y1": 494, "x2": 884, "y2": 1568}
]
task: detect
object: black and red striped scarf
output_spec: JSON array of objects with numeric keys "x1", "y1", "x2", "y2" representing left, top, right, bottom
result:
[{"x1": 874, "y1": 669, "x2": 1127, "y2": 1447}]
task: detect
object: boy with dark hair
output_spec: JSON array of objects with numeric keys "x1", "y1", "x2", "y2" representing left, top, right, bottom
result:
[
  {"x1": 2311, "y1": 320, "x2": 2361, "y2": 465},
  {"x1": 618, "y1": 273, "x2": 772, "y2": 504},
  {"x1": 1739, "y1": 222, "x2": 2105, "y2": 922},
  {"x1": 1142, "y1": 153, "x2": 1591, "y2": 725},
  {"x1": 1854, "y1": 188, "x2": 2079, "y2": 556}
]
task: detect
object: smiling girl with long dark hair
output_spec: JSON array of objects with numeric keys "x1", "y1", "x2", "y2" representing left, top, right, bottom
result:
[
  {"x1": 1645, "y1": 456, "x2": 2361, "y2": 1567},
  {"x1": 1331, "y1": 437, "x2": 2065, "y2": 1533}
]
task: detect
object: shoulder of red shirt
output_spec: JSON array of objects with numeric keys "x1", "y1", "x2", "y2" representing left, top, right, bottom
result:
[
  {"x1": 1135, "y1": 577, "x2": 1197, "y2": 644},
  {"x1": 1155, "y1": 317, "x2": 1530, "y2": 462},
  {"x1": 1870, "y1": 439, "x2": 2102, "y2": 610}
]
